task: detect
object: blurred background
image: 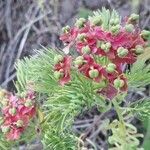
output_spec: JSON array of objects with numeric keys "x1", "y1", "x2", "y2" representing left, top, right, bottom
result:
[{"x1": 0, "y1": 0, "x2": 149, "y2": 149}]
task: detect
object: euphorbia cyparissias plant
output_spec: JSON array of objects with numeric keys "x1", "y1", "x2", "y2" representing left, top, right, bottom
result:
[
  {"x1": 54, "y1": 12, "x2": 147, "y2": 100},
  {"x1": 0, "y1": 89, "x2": 36, "y2": 140},
  {"x1": 0, "y1": 8, "x2": 150, "y2": 150}
]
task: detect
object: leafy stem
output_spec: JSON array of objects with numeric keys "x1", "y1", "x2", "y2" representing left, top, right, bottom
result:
[{"x1": 112, "y1": 99, "x2": 126, "y2": 138}]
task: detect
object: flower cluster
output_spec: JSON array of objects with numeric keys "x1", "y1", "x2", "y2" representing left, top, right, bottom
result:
[
  {"x1": 0, "y1": 89, "x2": 36, "y2": 140},
  {"x1": 54, "y1": 13, "x2": 148, "y2": 99},
  {"x1": 54, "y1": 55, "x2": 72, "y2": 85}
]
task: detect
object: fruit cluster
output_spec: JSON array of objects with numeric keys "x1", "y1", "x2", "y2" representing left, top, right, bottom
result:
[
  {"x1": 0, "y1": 90, "x2": 36, "y2": 140},
  {"x1": 54, "y1": 13, "x2": 148, "y2": 99}
]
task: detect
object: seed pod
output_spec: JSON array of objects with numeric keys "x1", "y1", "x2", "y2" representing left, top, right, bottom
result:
[
  {"x1": 114, "y1": 79, "x2": 124, "y2": 88},
  {"x1": 135, "y1": 45, "x2": 144, "y2": 54},
  {"x1": 141, "y1": 30, "x2": 150, "y2": 40},
  {"x1": 74, "y1": 59, "x2": 83, "y2": 67},
  {"x1": 110, "y1": 25, "x2": 120, "y2": 35},
  {"x1": 100, "y1": 43, "x2": 106, "y2": 50},
  {"x1": 54, "y1": 55, "x2": 64, "y2": 64},
  {"x1": 110, "y1": 18, "x2": 119, "y2": 25},
  {"x1": 108, "y1": 63, "x2": 116, "y2": 69},
  {"x1": 9, "y1": 108, "x2": 16, "y2": 115},
  {"x1": 106, "y1": 67, "x2": 115, "y2": 73},
  {"x1": 129, "y1": 13, "x2": 139, "y2": 21},
  {"x1": 25, "y1": 99, "x2": 33, "y2": 107},
  {"x1": 62, "y1": 25, "x2": 70, "y2": 33},
  {"x1": 117, "y1": 47, "x2": 128, "y2": 57},
  {"x1": 89, "y1": 69, "x2": 99, "y2": 78},
  {"x1": 1, "y1": 126, "x2": 10, "y2": 133},
  {"x1": 105, "y1": 42, "x2": 111, "y2": 49},
  {"x1": 106, "y1": 63, "x2": 116, "y2": 73},
  {"x1": 96, "y1": 40, "x2": 102, "y2": 48},
  {"x1": 114, "y1": 18, "x2": 120, "y2": 25},
  {"x1": 104, "y1": 47, "x2": 110, "y2": 53},
  {"x1": 16, "y1": 120, "x2": 24, "y2": 127},
  {"x1": 81, "y1": 45, "x2": 91, "y2": 54},
  {"x1": 125, "y1": 24, "x2": 134, "y2": 32},
  {"x1": 101, "y1": 42, "x2": 110, "y2": 52},
  {"x1": 91, "y1": 16, "x2": 102, "y2": 26},
  {"x1": 54, "y1": 71, "x2": 64, "y2": 80},
  {"x1": 1, "y1": 98, "x2": 8, "y2": 106},
  {"x1": 74, "y1": 56, "x2": 84, "y2": 67},
  {"x1": 77, "y1": 33, "x2": 86, "y2": 41},
  {"x1": 110, "y1": 19, "x2": 114, "y2": 25},
  {"x1": 75, "y1": 18, "x2": 86, "y2": 28}
]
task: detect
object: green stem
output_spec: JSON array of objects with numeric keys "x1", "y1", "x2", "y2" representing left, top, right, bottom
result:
[{"x1": 112, "y1": 99, "x2": 126, "y2": 134}]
